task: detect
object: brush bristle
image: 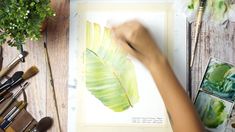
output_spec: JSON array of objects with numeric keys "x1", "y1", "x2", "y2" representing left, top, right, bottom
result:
[{"x1": 22, "y1": 66, "x2": 39, "y2": 80}]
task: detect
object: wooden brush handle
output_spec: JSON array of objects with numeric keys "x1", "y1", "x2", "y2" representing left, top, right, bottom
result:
[
  {"x1": 0, "y1": 59, "x2": 21, "y2": 79},
  {"x1": 0, "y1": 98, "x2": 14, "y2": 116}
]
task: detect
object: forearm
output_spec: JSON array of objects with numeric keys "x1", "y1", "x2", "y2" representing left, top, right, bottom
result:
[{"x1": 148, "y1": 54, "x2": 203, "y2": 132}]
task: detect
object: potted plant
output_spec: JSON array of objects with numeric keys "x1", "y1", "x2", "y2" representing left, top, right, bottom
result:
[{"x1": 0, "y1": 0, "x2": 55, "y2": 49}]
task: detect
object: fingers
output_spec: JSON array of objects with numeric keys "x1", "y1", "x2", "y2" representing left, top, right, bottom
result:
[
  {"x1": 113, "y1": 36, "x2": 136, "y2": 56},
  {"x1": 111, "y1": 20, "x2": 147, "y2": 63},
  {"x1": 113, "y1": 36, "x2": 144, "y2": 62},
  {"x1": 112, "y1": 20, "x2": 138, "y2": 42}
]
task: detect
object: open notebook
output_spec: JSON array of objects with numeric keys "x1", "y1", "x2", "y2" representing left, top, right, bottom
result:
[{"x1": 68, "y1": 0, "x2": 187, "y2": 132}]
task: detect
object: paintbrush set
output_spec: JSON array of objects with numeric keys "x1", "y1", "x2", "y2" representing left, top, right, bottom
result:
[{"x1": 0, "y1": 51, "x2": 53, "y2": 132}]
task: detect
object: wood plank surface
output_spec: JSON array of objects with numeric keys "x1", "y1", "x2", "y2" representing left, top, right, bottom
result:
[
  {"x1": 1, "y1": 0, "x2": 69, "y2": 131},
  {"x1": 189, "y1": 22, "x2": 235, "y2": 100}
]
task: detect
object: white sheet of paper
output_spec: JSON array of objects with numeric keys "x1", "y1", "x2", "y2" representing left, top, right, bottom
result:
[
  {"x1": 82, "y1": 11, "x2": 167, "y2": 125},
  {"x1": 68, "y1": 0, "x2": 186, "y2": 132}
]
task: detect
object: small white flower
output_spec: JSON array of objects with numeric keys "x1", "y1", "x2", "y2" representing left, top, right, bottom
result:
[{"x1": 53, "y1": 13, "x2": 56, "y2": 16}]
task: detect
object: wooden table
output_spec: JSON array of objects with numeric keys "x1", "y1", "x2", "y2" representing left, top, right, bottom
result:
[
  {"x1": 1, "y1": 0, "x2": 69, "y2": 131},
  {"x1": 189, "y1": 22, "x2": 235, "y2": 100},
  {"x1": 1, "y1": 0, "x2": 234, "y2": 131}
]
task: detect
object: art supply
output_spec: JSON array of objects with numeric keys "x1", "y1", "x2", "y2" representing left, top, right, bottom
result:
[
  {"x1": 0, "y1": 102, "x2": 27, "y2": 129},
  {"x1": 0, "y1": 71, "x2": 24, "y2": 92},
  {"x1": 0, "y1": 51, "x2": 28, "y2": 80},
  {"x1": 0, "y1": 92, "x2": 13, "y2": 104},
  {"x1": 20, "y1": 119, "x2": 34, "y2": 132},
  {"x1": 30, "y1": 117, "x2": 53, "y2": 132},
  {"x1": 194, "y1": 58, "x2": 235, "y2": 131},
  {"x1": 44, "y1": 42, "x2": 61, "y2": 132},
  {"x1": 0, "y1": 82, "x2": 29, "y2": 116},
  {"x1": 190, "y1": 0, "x2": 207, "y2": 67},
  {"x1": 0, "y1": 66, "x2": 38, "y2": 97},
  {"x1": 2, "y1": 101, "x2": 23, "y2": 122}
]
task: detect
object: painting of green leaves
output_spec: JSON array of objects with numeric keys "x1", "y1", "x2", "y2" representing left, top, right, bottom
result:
[
  {"x1": 201, "y1": 59, "x2": 235, "y2": 101},
  {"x1": 85, "y1": 21, "x2": 139, "y2": 112},
  {"x1": 195, "y1": 92, "x2": 233, "y2": 132}
]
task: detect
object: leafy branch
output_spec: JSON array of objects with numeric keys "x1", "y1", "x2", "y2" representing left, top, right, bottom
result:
[{"x1": 0, "y1": 0, "x2": 55, "y2": 49}]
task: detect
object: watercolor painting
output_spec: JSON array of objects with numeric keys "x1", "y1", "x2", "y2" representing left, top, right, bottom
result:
[
  {"x1": 201, "y1": 58, "x2": 235, "y2": 101},
  {"x1": 85, "y1": 21, "x2": 139, "y2": 112},
  {"x1": 177, "y1": 0, "x2": 235, "y2": 23},
  {"x1": 71, "y1": 1, "x2": 186, "y2": 128},
  {"x1": 195, "y1": 91, "x2": 233, "y2": 132}
]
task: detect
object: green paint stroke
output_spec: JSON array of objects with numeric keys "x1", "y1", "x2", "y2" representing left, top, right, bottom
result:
[
  {"x1": 85, "y1": 21, "x2": 139, "y2": 112},
  {"x1": 195, "y1": 93, "x2": 227, "y2": 128},
  {"x1": 202, "y1": 99, "x2": 226, "y2": 128},
  {"x1": 187, "y1": 0, "x2": 233, "y2": 20},
  {"x1": 202, "y1": 61, "x2": 235, "y2": 100}
]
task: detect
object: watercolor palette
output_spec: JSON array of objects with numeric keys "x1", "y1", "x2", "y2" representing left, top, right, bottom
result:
[{"x1": 194, "y1": 58, "x2": 235, "y2": 132}]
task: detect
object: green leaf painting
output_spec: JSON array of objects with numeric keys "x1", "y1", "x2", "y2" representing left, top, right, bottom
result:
[{"x1": 85, "y1": 21, "x2": 139, "y2": 112}]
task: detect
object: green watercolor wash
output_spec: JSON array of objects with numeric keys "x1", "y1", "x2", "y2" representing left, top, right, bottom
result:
[
  {"x1": 195, "y1": 92, "x2": 227, "y2": 128},
  {"x1": 201, "y1": 98, "x2": 226, "y2": 128},
  {"x1": 202, "y1": 60, "x2": 235, "y2": 101},
  {"x1": 207, "y1": 63, "x2": 231, "y2": 86},
  {"x1": 187, "y1": 0, "x2": 233, "y2": 20},
  {"x1": 85, "y1": 21, "x2": 139, "y2": 112}
]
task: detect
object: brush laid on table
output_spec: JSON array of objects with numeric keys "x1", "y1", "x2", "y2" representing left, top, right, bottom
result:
[
  {"x1": 0, "y1": 92, "x2": 13, "y2": 104},
  {"x1": 0, "y1": 82, "x2": 29, "y2": 116},
  {"x1": 190, "y1": 0, "x2": 207, "y2": 67},
  {"x1": 0, "y1": 71, "x2": 24, "y2": 92},
  {"x1": 44, "y1": 42, "x2": 62, "y2": 132},
  {"x1": 0, "y1": 101, "x2": 27, "y2": 129},
  {"x1": 0, "y1": 66, "x2": 39, "y2": 98},
  {"x1": 0, "y1": 51, "x2": 28, "y2": 80},
  {"x1": 0, "y1": 101, "x2": 23, "y2": 124}
]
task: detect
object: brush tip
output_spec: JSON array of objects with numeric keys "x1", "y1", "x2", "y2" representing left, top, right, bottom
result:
[{"x1": 22, "y1": 66, "x2": 39, "y2": 80}]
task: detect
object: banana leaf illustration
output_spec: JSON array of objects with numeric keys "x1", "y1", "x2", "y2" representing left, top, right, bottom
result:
[{"x1": 85, "y1": 21, "x2": 139, "y2": 112}]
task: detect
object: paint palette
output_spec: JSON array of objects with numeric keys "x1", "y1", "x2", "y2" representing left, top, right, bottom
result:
[{"x1": 194, "y1": 58, "x2": 235, "y2": 132}]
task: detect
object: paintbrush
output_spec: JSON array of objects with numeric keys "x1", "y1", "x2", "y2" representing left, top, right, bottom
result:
[
  {"x1": 44, "y1": 42, "x2": 62, "y2": 132},
  {"x1": 0, "y1": 71, "x2": 24, "y2": 92},
  {"x1": 0, "y1": 92, "x2": 13, "y2": 104},
  {"x1": 0, "y1": 51, "x2": 28, "y2": 80},
  {"x1": 0, "y1": 102, "x2": 27, "y2": 129},
  {"x1": 20, "y1": 118, "x2": 34, "y2": 132},
  {"x1": 0, "y1": 66, "x2": 38, "y2": 97},
  {"x1": 1, "y1": 101, "x2": 23, "y2": 123},
  {"x1": 190, "y1": 0, "x2": 207, "y2": 68},
  {"x1": 0, "y1": 101, "x2": 22, "y2": 124},
  {"x1": 0, "y1": 82, "x2": 29, "y2": 116}
]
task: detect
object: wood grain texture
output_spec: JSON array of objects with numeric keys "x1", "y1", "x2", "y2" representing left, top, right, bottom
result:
[
  {"x1": 189, "y1": 22, "x2": 235, "y2": 100},
  {"x1": 46, "y1": 0, "x2": 69, "y2": 131},
  {"x1": 1, "y1": 0, "x2": 69, "y2": 131}
]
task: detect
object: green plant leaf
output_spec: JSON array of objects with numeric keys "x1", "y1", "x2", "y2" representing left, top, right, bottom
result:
[{"x1": 85, "y1": 21, "x2": 139, "y2": 112}]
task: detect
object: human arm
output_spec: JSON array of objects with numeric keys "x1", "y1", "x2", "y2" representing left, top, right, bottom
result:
[{"x1": 112, "y1": 20, "x2": 204, "y2": 132}]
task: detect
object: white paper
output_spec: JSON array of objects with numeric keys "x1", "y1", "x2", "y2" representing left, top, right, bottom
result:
[{"x1": 69, "y1": 0, "x2": 186, "y2": 131}]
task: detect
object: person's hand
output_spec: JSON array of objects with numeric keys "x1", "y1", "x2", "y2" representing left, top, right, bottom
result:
[{"x1": 112, "y1": 20, "x2": 163, "y2": 69}]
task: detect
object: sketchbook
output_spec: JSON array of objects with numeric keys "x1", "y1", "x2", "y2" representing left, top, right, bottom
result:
[{"x1": 68, "y1": 0, "x2": 187, "y2": 132}]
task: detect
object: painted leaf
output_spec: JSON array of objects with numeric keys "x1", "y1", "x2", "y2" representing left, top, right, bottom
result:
[{"x1": 85, "y1": 21, "x2": 139, "y2": 112}]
